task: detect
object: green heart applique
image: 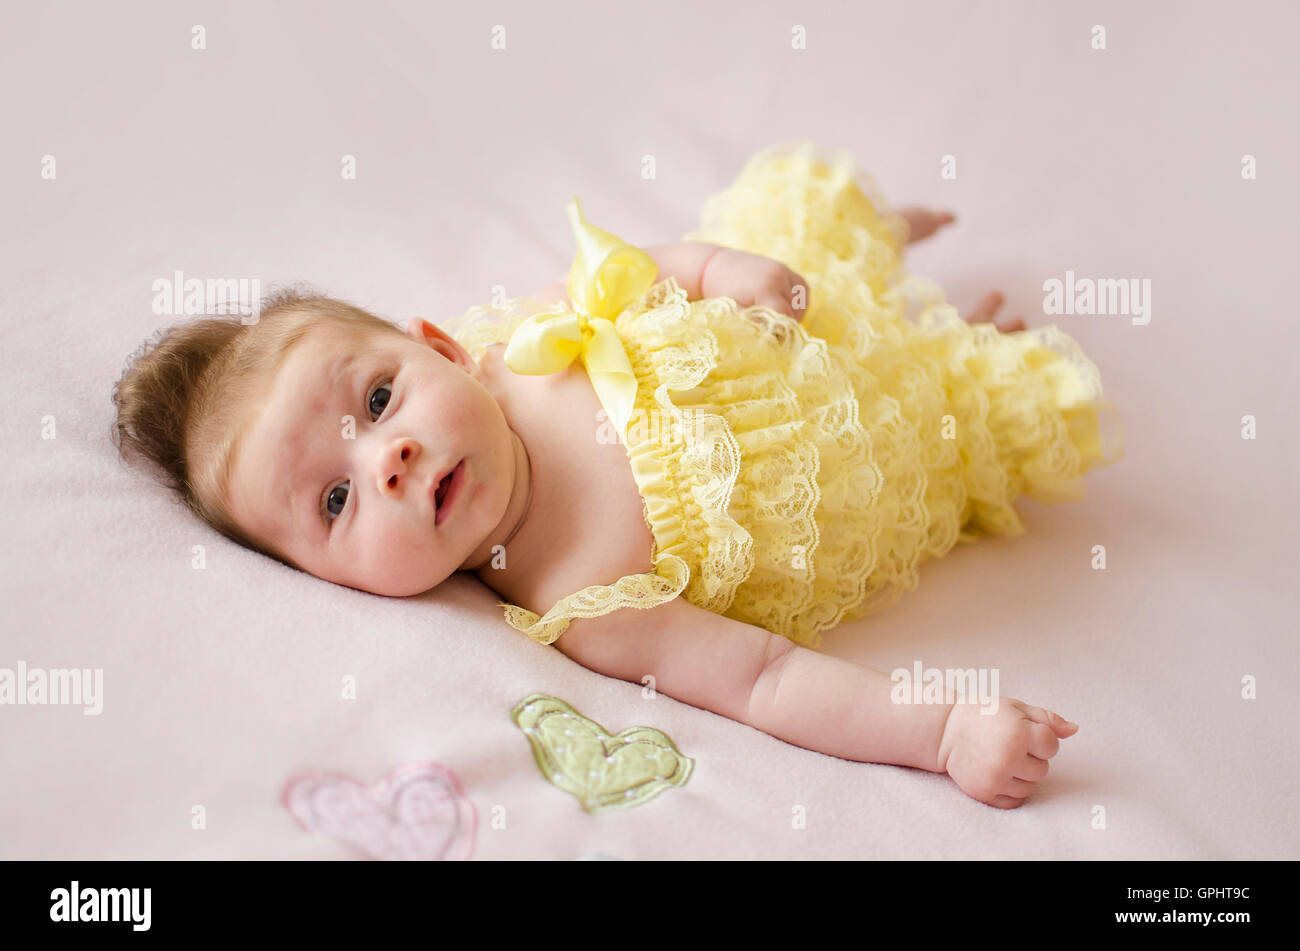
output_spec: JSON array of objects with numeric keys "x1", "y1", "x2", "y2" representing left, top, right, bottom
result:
[{"x1": 511, "y1": 694, "x2": 693, "y2": 813}]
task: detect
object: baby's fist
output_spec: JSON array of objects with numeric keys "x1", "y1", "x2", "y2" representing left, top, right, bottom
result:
[
  {"x1": 936, "y1": 698, "x2": 1077, "y2": 809},
  {"x1": 701, "y1": 247, "x2": 810, "y2": 321}
]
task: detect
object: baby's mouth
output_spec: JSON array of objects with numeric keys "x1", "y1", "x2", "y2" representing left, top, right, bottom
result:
[
  {"x1": 434, "y1": 459, "x2": 465, "y2": 525},
  {"x1": 434, "y1": 471, "x2": 453, "y2": 508}
]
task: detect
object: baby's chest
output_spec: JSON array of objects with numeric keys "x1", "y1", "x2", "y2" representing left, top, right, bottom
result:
[{"x1": 497, "y1": 356, "x2": 657, "y2": 611}]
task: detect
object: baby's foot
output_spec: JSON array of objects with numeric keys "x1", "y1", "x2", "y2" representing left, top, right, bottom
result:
[
  {"x1": 896, "y1": 211, "x2": 1027, "y2": 333},
  {"x1": 963, "y1": 291, "x2": 1027, "y2": 333},
  {"x1": 898, "y1": 206, "x2": 955, "y2": 244}
]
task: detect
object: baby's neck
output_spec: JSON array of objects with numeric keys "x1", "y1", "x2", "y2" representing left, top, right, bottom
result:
[
  {"x1": 468, "y1": 345, "x2": 537, "y2": 579},
  {"x1": 466, "y1": 430, "x2": 533, "y2": 572}
]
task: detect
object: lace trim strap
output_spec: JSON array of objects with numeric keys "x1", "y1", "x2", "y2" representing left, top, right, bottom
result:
[{"x1": 497, "y1": 554, "x2": 691, "y2": 646}]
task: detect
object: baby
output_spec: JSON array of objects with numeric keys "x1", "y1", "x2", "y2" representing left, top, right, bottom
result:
[{"x1": 114, "y1": 151, "x2": 1098, "y2": 811}]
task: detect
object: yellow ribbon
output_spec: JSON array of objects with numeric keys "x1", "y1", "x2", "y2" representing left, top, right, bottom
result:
[{"x1": 503, "y1": 195, "x2": 658, "y2": 441}]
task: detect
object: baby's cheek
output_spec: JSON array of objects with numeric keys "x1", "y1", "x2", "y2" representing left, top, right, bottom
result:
[
  {"x1": 355, "y1": 522, "x2": 435, "y2": 596},
  {"x1": 444, "y1": 385, "x2": 482, "y2": 429}
]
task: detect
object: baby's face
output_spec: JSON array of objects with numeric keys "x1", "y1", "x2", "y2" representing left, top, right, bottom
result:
[{"x1": 226, "y1": 318, "x2": 519, "y2": 596}]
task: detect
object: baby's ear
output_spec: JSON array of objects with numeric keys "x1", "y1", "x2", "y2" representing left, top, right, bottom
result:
[
  {"x1": 406, "y1": 317, "x2": 477, "y2": 374},
  {"x1": 406, "y1": 316, "x2": 437, "y2": 343}
]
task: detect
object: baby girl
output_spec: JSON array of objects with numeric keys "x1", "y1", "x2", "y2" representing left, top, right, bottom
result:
[{"x1": 113, "y1": 143, "x2": 1119, "y2": 809}]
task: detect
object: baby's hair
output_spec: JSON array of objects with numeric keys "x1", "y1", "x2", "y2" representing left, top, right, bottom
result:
[{"x1": 110, "y1": 287, "x2": 408, "y2": 569}]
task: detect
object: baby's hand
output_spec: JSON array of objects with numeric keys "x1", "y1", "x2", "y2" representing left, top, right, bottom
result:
[
  {"x1": 701, "y1": 247, "x2": 810, "y2": 322},
  {"x1": 936, "y1": 698, "x2": 1078, "y2": 808}
]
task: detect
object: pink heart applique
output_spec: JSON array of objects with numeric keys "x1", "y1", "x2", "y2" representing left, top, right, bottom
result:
[{"x1": 283, "y1": 761, "x2": 476, "y2": 860}]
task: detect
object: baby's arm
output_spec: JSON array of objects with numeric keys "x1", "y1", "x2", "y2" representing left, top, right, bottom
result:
[
  {"x1": 526, "y1": 243, "x2": 719, "y2": 310},
  {"x1": 530, "y1": 242, "x2": 808, "y2": 321},
  {"x1": 529, "y1": 230, "x2": 1023, "y2": 330},
  {"x1": 641, "y1": 242, "x2": 722, "y2": 300},
  {"x1": 646, "y1": 242, "x2": 809, "y2": 321},
  {"x1": 552, "y1": 597, "x2": 1075, "y2": 807},
  {"x1": 555, "y1": 598, "x2": 944, "y2": 769}
]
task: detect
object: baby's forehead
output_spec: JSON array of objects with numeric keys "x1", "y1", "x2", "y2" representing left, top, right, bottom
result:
[
  {"x1": 240, "y1": 322, "x2": 391, "y2": 436},
  {"x1": 294, "y1": 318, "x2": 392, "y2": 361},
  {"x1": 231, "y1": 325, "x2": 380, "y2": 481},
  {"x1": 276, "y1": 320, "x2": 403, "y2": 381}
]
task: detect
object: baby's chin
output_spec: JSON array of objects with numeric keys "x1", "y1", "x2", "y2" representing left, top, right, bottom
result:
[{"x1": 335, "y1": 564, "x2": 456, "y2": 599}]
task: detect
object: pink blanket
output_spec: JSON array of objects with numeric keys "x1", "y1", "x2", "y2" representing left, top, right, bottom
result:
[{"x1": 1, "y1": 0, "x2": 1295, "y2": 859}]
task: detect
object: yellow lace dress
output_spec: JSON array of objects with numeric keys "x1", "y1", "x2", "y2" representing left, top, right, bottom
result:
[{"x1": 449, "y1": 142, "x2": 1123, "y2": 651}]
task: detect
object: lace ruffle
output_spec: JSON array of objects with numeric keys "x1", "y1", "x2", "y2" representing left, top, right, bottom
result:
[
  {"x1": 450, "y1": 140, "x2": 1123, "y2": 650},
  {"x1": 621, "y1": 282, "x2": 887, "y2": 644},
  {"x1": 681, "y1": 140, "x2": 1123, "y2": 643}
]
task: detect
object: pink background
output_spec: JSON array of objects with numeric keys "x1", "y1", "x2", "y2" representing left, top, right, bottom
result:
[{"x1": 1, "y1": 0, "x2": 1296, "y2": 858}]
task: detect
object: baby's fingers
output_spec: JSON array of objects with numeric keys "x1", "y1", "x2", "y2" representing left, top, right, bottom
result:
[
  {"x1": 1016, "y1": 754, "x2": 1051, "y2": 782},
  {"x1": 1019, "y1": 702, "x2": 1078, "y2": 737},
  {"x1": 769, "y1": 274, "x2": 810, "y2": 321},
  {"x1": 989, "y1": 794, "x2": 1027, "y2": 809},
  {"x1": 1003, "y1": 776, "x2": 1037, "y2": 798},
  {"x1": 756, "y1": 291, "x2": 799, "y2": 321},
  {"x1": 1028, "y1": 722, "x2": 1062, "y2": 761}
]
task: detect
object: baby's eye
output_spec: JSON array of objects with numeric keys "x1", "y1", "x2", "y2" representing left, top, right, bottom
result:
[
  {"x1": 324, "y1": 481, "x2": 349, "y2": 520},
  {"x1": 368, "y1": 383, "x2": 392, "y2": 420}
]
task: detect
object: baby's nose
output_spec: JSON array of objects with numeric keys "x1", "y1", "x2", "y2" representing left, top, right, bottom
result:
[{"x1": 379, "y1": 437, "x2": 421, "y2": 494}]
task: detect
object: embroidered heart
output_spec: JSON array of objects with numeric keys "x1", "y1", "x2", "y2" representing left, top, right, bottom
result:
[
  {"x1": 283, "y1": 761, "x2": 476, "y2": 860},
  {"x1": 511, "y1": 694, "x2": 693, "y2": 813}
]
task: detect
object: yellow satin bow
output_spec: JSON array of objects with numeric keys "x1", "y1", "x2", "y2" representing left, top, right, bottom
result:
[{"x1": 503, "y1": 195, "x2": 658, "y2": 442}]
